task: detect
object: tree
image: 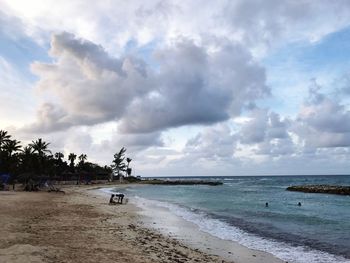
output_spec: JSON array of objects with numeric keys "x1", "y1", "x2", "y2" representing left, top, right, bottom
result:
[
  {"x1": 54, "y1": 152, "x2": 66, "y2": 180},
  {"x1": 0, "y1": 130, "x2": 11, "y2": 173},
  {"x1": 55, "y1": 152, "x2": 64, "y2": 162},
  {"x1": 0, "y1": 132, "x2": 124, "y2": 185},
  {"x1": 78, "y1": 154, "x2": 87, "y2": 165},
  {"x1": 29, "y1": 138, "x2": 51, "y2": 157},
  {"x1": 126, "y1": 157, "x2": 132, "y2": 176},
  {"x1": 2, "y1": 139, "x2": 21, "y2": 176},
  {"x1": 3, "y1": 139, "x2": 21, "y2": 157},
  {"x1": 0, "y1": 130, "x2": 11, "y2": 150},
  {"x1": 29, "y1": 138, "x2": 51, "y2": 176},
  {"x1": 68, "y1": 153, "x2": 77, "y2": 171},
  {"x1": 77, "y1": 154, "x2": 88, "y2": 177},
  {"x1": 22, "y1": 146, "x2": 34, "y2": 156},
  {"x1": 43, "y1": 154, "x2": 56, "y2": 179},
  {"x1": 111, "y1": 147, "x2": 127, "y2": 180},
  {"x1": 19, "y1": 146, "x2": 35, "y2": 175}
]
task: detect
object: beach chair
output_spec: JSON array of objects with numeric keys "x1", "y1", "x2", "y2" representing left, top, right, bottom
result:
[
  {"x1": 0, "y1": 174, "x2": 10, "y2": 191},
  {"x1": 48, "y1": 184, "x2": 65, "y2": 194}
]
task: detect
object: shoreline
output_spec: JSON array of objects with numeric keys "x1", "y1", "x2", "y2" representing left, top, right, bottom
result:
[
  {"x1": 132, "y1": 196, "x2": 283, "y2": 263},
  {"x1": 98, "y1": 185, "x2": 283, "y2": 263},
  {"x1": 0, "y1": 184, "x2": 231, "y2": 262},
  {"x1": 103, "y1": 183, "x2": 350, "y2": 263},
  {"x1": 0, "y1": 184, "x2": 283, "y2": 263}
]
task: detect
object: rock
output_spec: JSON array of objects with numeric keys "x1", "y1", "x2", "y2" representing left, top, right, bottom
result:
[
  {"x1": 139, "y1": 179, "x2": 222, "y2": 186},
  {"x1": 286, "y1": 185, "x2": 350, "y2": 195}
]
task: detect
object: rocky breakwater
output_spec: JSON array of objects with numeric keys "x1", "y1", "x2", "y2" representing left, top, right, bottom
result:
[
  {"x1": 287, "y1": 185, "x2": 350, "y2": 195},
  {"x1": 140, "y1": 179, "x2": 223, "y2": 186}
]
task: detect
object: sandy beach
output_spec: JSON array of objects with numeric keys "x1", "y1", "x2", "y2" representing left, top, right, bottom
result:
[{"x1": 0, "y1": 185, "x2": 283, "y2": 263}]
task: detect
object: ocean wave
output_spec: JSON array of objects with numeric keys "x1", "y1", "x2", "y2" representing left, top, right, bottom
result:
[
  {"x1": 99, "y1": 187, "x2": 114, "y2": 194},
  {"x1": 132, "y1": 196, "x2": 350, "y2": 263}
]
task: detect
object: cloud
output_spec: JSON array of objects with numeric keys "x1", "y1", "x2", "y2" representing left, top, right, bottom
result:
[
  {"x1": 294, "y1": 85, "x2": 350, "y2": 148},
  {"x1": 239, "y1": 108, "x2": 290, "y2": 144},
  {"x1": 0, "y1": 0, "x2": 188, "y2": 51},
  {"x1": 4, "y1": 1, "x2": 350, "y2": 175},
  {"x1": 239, "y1": 109, "x2": 268, "y2": 144},
  {"x1": 105, "y1": 132, "x2": 164, "y2": 153},
  {"x1": 119, "y1": 40, "x2": 268, "y2": 133},
  {"x1": 235, "y1": 108, "x2": 294, "y2": 158},
  {"x1": 26, "y1": 32, "x2": 151, "y2": 131},
  {"x1": 27, "y1": 32, "x2": 268, "y2": 134},
  {"x1": 0, "y1": 56, "x2": 36, "y2": 127},
  {"x1": 267, "y1": 112, "x2": 290, "y2": 139},
  {"x1": 161, "y1": 123, "x2": 238, "y2": 175},
  {"x1": 222, "y1": 0, "x2": 350, "y2": 55},
  {"x1": 0, "y1": 9, "x2": 26, "y2": 40},
  {"x1": 12, "y1": 125, "x2": 164, "y2": 166},
  {"x1": 184, "y1": 123, "x2": 236, "y2": 159},
  {"x1": 69, "y1": 130, "x2": 164, "y2": 167},
  {"x1": 3, "y1": 0, "x2": 350, "y2": 54}
]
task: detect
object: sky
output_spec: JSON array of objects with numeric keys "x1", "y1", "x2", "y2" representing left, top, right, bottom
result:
[{"x1": 2, "y1": 0, "x2": 350, "y2": 176}]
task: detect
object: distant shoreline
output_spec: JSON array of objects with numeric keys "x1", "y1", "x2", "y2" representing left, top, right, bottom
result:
[{"x1": 142, "y1": 174, "x2": 350, "y2": 178}]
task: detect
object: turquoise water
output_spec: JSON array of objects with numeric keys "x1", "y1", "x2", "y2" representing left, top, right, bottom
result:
[{"x1": 111, "y1": 175, "x2": 350, "y2": 262}]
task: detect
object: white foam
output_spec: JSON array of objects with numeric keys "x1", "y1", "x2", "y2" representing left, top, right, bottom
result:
[
  {"x1": 98, "y1": 187, "x2": 115, "y2": 194},
  {"x1": 132, "y1": 196, "x2": 350, "y2": 263}
]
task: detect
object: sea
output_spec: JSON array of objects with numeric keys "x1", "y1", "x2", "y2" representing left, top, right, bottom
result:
[{"x1": 104, "y1": 175, "x2": 350, "y2": 263}]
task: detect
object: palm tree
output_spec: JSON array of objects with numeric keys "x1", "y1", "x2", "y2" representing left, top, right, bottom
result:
[
  {"x1": 29, "y1": 138, "x2": 51, "y2": 157},
  {"x1": 19, "y1": 146, "x2": 34, "y2": 174},
  {"x1": 29, "y1": 138, "x2": 51, "y2": 176},
  {"x1": 2, "y1": 139, "x2": 21, "y2": 177},
  {"x1": 126, "y1": 157, "x2": 132, "y2": 177},
  {"x1": 55, "y1": 152, "x2": 64, "y2": 161},
  {"x1": 0, "y1": 130, "x2": 11, "y2": 150},
  {"x1": 53, "y1": 152, "x2": 66, "y2": 181},
  {"x1": 68, "y1": 153, "x2": 77, "y2": 170},
  {"x1": 22, "y1": 146, "x2": 34, "y2": 156},
  {"x1": 78, "y1": 154, "x2": 87, "y2": 165},
  {"x1": 0, "y1": 130, "x2": 11, "y2": 172},
  {"x1": 111, "y1": 147, "x2": 126, "y2": 181},
  {"x1": 77, "y1": 154, "x2": 88, "y2": 183},
  {"x1": 3, "y1": 140, "x2": 21, "y2": 157}
]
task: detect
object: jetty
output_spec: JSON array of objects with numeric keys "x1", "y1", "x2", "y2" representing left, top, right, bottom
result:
[
  {"x1": 139, "y1": 179, "x2": 222, "y2": 186},
  {"x1": 286, "y1": 185, "x2": 350, "y2": 195}
]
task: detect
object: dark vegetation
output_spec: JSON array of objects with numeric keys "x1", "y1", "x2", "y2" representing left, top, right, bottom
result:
[
  {"x1": 0, "y1": 129, "x2": 134, "y2": 190},
  {"x1": 0, "y1": 129, "x2": 223, "y2": 190}
]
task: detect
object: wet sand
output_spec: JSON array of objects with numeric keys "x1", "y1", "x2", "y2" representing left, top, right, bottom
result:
[{"x1": 0, "y1": 185, "x2": 284, "y2": 263}]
